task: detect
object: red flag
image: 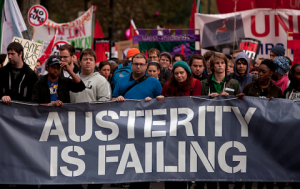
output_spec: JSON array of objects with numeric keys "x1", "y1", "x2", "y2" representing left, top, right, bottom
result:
[
  {"x1": 189, "y1": 0, "x2": 197, "y2": 28},
  {"x1": 95, "y1": 42, "x2": 109, "y2": 62},
  {"x1": 181, "y1": 45, "x2": 185, "y2": 56},
  {"x1": 39, "y1": 32, "x2": 57, "y2": 65},
  {"x1": 94, "y1": 20, "x2": 105, "y2": 38},
  {"x1": 287, "y1": 33, "x2": 300, "y2": 65},
  {"x1": 145, "y1": 49, "x2": 148, "y2": 59},
  {"x1": 92, "y1": 20, "x2": 105, "y2": 50},
  {"x1": 128, "y1": 19, "x2": 139, "y2": 40},
  {"x1": 216, "y1": 0, "x2": 257, "y2": 14}
]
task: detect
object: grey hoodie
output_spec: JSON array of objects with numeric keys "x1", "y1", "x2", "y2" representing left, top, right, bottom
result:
[
  {"x1": 231, "y1": 51, "x2": 256, "y2": 91},
  {"x1": 70, "y1": 72, "x2": 111, "y2": 103}
]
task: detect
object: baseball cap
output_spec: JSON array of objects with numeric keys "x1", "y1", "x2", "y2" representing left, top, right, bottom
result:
[{"x1": 48, "y1": 56, "x2": 61, "y2": 66}]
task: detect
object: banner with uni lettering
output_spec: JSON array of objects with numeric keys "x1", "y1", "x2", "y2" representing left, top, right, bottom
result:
[
  {"x1": 195, "y1": 8, "x2": 300, "y2": 61},
  {"x1": 0, "y1": 96, "x2": 300, "y2": 184}
]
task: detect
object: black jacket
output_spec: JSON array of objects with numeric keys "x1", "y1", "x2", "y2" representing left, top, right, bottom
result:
[
  {"x1": 243, "y1": 79, "x2": 283, "y2": 98},
  {"x1": 158, "y1": 66, "x2": 172, "y2": 87},
  {"x1": 31, "y1": 74, "x2": 86, "y2": 103},
  {"x1": 0, "y1": 62, "x2": 38, "y2": 102},
  {"x1": 194, "y1": 73, "x2": 207, "y2": 82}
]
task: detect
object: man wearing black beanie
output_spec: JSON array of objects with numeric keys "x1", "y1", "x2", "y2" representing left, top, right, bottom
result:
[{"x1": 270, "y1": 45, "x2": 285, "y2": 61}]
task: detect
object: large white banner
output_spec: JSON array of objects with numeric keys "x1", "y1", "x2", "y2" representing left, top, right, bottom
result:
[
  {"x1": 195, "y1": 8, "x2": 299, "y2": 60},
  {"x1": 34, "y1": 6, "x2": 94, "y2": 49}
]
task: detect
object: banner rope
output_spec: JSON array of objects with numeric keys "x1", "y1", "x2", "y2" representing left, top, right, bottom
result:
[
  {"x1": 233, "y1": 0, "x2": 238, "y2": 50},
  {"x1": 190, "y1": 96, "x2": 238, "y2": 101},
  {"x1": 3, "y1": 97, "x2": 299, "y2": 106}
]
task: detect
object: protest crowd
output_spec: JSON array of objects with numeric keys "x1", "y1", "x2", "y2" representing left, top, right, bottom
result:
[
  {"x1": 0, "y1": 39, "x2": 299, "y2": 189},
  {"x1": 2, "y1": 0, "x2": 300, "y2": 189}
]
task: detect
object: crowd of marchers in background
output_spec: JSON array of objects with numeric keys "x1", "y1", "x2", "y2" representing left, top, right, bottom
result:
[{"x1": 0, "y1": 41, "x2": 300, "y2": 189}]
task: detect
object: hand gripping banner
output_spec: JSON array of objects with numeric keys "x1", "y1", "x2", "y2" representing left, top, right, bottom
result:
[{"x1": 0, "y1": 96, "x2": 300, "y2": 184}]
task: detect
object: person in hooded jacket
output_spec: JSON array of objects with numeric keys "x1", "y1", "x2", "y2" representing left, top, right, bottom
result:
[
  {"x1": 230, "y1": 51, "x2": 257, "y2": 92},
  {"x1": 272, "y1": 56, "x2": 290, "y2": 95}
]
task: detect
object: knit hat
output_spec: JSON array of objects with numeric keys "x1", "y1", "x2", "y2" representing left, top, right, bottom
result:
[
  {"x1": 126, "y1": 48, "x2": 140, "y2": 59},
  {"x1": 273, "y1": 56, "x2": 291, "y2": 76},
  {"x1": 160, "y1": 52, "x2": 172, "y2": 62},
  {"x1": 173, "y1": 61, "x2": 191, "y2": 74},
  {"x1": 270, "y1": 45, "x2": 285, "y2": 56},
  {"x1": 260, "y1": 59, "x2": 277, "y2": 72}
]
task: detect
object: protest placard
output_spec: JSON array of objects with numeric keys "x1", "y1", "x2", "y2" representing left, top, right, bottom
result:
[
  {"x1": 52, "y1": 40, "x2": 70, "y2": 55},
  {"x1": 4, "y1": 37, "x2": 42, "y2": 70},
  {"x1": 238, "y1": 38, "x2": 261, "y2": 64},
  {"x1": 116, "y1": 40, "x2": 139, "y2": 60},
  {"x1": 34, "y1": 6, "x2": 94, "y2": 49},
  {"x1": 133, "y1": 29, "x2": 200, "y2": 61},
  {"x1": 28, "y1": 5, "x2": 48, "y2": 27}
]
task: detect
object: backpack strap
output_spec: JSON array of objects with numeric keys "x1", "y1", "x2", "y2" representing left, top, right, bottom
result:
[
  {"x1": 224, "y1": 79, "x2": 233, "y2": 89},
  {"x1": 190, "y1": 78, "x2": 197, "y2": 95},
  {"x1": 122, "y1": 75, "x2": 150, "y2": 97}
]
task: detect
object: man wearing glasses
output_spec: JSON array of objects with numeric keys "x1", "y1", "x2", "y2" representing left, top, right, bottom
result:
[
  {"x1": 112, "y1": 53, "x2": 162, "y2": 102},
  {"x1": 59, "y1": 44, "x2": 80, "y2": 78}
]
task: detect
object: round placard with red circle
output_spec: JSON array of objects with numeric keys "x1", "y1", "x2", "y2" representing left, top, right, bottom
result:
[{"x1": 28, "y1": 5, "x2": 48, "y2": 27}]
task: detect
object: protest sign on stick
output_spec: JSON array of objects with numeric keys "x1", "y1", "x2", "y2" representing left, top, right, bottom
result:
[
  {"x1": 116, "y1": 40, "x2": 139, "y2": 60},
  {"x1": 4, "y1": 37, "x2": 42, "y2": 70},
  {"x1": 28, "y1": 5, "x2": 48, "y2": 27},
  {"x1": 52, "y1": 40, "x2": 70, "y2": 55},
  {"x1": 238, "y1": 38, "x2": 261, "y2": 63}
]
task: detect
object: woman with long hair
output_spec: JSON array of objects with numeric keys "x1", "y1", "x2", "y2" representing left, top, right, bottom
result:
[
  {"x1": 153, "y1": 61, "x2": 201, "y2": 189},
  {"x1": 158, "y1": 61, "x2": 201, "y2": 99},
  {"x1": 98, "y1": 61, "x2": 111, "y2": 81}
]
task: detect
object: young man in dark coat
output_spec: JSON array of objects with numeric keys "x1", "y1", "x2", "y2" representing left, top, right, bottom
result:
[
  {"x1": 189, "y1": 54, "x2": 207, "y2": 82},
  {"x1": 32, "y1": 55, "x2": 85, "y2": 106},
  {"x1": 0, "y1": 42, "x2": 38, "y2": 104},
  {"x1": 201, "y1": 53, "x2": 241, "y2": 97}
]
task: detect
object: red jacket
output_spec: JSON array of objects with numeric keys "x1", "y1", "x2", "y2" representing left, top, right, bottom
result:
[{"x1": 161, "y1": 78, "x2": 202, "y2": 97}]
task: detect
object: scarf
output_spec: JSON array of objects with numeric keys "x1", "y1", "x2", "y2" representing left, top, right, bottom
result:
[{"x1": 273, "y1": 74, "x2": 289, "y2": 95}]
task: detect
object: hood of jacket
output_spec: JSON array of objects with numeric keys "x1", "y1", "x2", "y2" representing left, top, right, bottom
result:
[
  {"x1": 233, "y1": 51, "x2": 253, "y2": 91},
  {"x1": 234, "y1": 51, "x2": 250, "y2": 76}
]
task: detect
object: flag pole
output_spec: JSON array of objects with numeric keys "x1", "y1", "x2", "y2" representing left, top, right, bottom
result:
[
  {"x1": 32, "y1": 27, "x2": 36, "y2": 41},
  {"x1": 26, "y1": 30, "x2": 31, "y2": 40}
]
